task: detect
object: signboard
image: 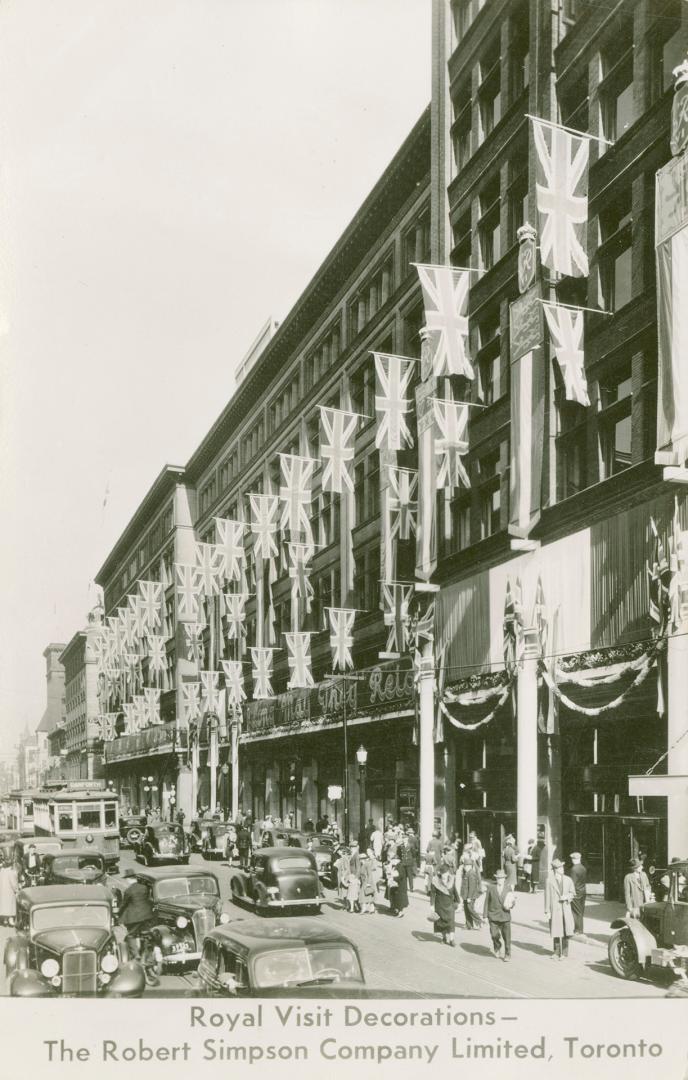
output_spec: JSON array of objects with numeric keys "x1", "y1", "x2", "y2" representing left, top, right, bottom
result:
[
  {"x1": 327, "y1": 785, "x2": 343, "y2": 802},
  {"x1": 629, "y1": 774, "x2": 688, "y2": 797}
]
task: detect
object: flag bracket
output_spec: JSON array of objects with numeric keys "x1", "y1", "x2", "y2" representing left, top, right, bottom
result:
[{"x1": 510, "y1": 539, "x2": 541, "y2": 552}]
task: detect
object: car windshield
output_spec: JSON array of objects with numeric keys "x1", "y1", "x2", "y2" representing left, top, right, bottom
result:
[
  {"x1": 253, "y1": 945, "x2": 363, "y2": 988},
  {"x1": 53, "y1": 856, "x2": 103, "y2": 871},
  {"x1": 32, "y1": 903, "x2": 111, "y2": 932},
  {"x1": 154, "y1": 876, "x2": 219, "y2": 900},
  {"x1": 309, "y1": 838, "x2": 331, "y2": 851}
]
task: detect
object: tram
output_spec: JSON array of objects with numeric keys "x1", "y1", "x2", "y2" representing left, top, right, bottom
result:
[
  {"x1": 3, "y1": 789, "x2": 40, "y2": 835},
  {"x1": 32, "y1": 782, "x2": 120, "y2": 871}
]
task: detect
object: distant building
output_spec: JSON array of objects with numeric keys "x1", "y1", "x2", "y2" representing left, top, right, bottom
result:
[
  {"x1": 59, "y1": 607, "x2": 107, "y2": 781},
  {"x1": 35, "y1": 642, "x2": 66, "y2": 785}
]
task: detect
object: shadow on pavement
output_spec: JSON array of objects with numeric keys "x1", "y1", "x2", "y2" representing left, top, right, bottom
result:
[
  {"x1": 512, "y1": 940, "x2": 552, "y2": 957},
  {"x1": 411, "y1": 930, "x2": 442, "y2": 944},
  {"x1": 458, "y1": 941, "x2": 496, "y2": 959}
]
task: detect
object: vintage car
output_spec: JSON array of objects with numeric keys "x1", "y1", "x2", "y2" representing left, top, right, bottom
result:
[
  {"x1": 119, "y1": 813, "x2": 147, "y2": 848},
  {"x1": 230, "y1": 847, "x2": 322, "y2": 914},
  {"x1": 609, "y1": 859, "x2": 688, "y2": 985},
  {"x1": 41, "y1": 850, "x2": 107, "y2": 887},
  {"x1": 256, "y1": 828, "x2": 334, "y2": 887},
  {"x1": 198, "y1": 918, "x2": 365, "y2": 996},
  {"x1": 117, "y1": 866, "x2": 231, "y2": 969},
  {"x1": 190, "y1": 818, "x2": 236, "y2": 860},
  {"x1": 3, "y1": 885, "x2": 144, "y2": 997},
  {"x1": 135, "y1": 822, "x2": 189, "y2": 865}
]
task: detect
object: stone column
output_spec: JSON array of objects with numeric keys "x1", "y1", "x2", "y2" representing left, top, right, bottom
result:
[{"x1": 517, "y1": 629, "x2": 540, "y2": 857}]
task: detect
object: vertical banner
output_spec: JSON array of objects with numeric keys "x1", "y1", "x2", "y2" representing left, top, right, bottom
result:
[
  {"x1": 414, "y1": 333, "x2": 438, "y2": 581},
  {"x1": 532, "y1": 118, "x2": 589, "y2": 278},
  {"x1": 656, "y1": 150, "x2": 688, "y2": 467},
  {"x1": 509, "y1": 286, "x2": 544, "y2": 538}
]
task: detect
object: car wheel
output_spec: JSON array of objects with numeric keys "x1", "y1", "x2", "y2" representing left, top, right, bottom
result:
[
  {"x1": 126, "y1": 827, "x2": 143, "y2": 847},
  {"x1": 608, "y1": 928, "x2": 641, "y2": 980}
]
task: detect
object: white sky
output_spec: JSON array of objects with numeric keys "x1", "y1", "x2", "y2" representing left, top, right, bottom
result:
[{"x1": 0, "y1": 0, "x2": 430, "y2": 756}]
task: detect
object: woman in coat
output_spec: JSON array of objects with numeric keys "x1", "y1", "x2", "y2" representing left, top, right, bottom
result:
[
  {"x1": 0, "y1": 863, "x2": 18, "y2": 926},
  {"x1": 384, "y1": 842, "x2": 409, "y2": 917},
  {"x1": 544, "y1": 858, "x2": 575, "y2": 959},
  {"x1": 432, "y1": 867, "x2": 458, "y2": 946},
  {"x1": 502, "y1": 834, "x2": 518, "y2": 890}
]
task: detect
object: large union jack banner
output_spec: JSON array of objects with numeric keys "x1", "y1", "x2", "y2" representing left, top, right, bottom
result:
[
  {"x1": 214, "y1": 518, "x2": 246, "y2": 583},
  {"x1": 118, "y1": 606, "x2": 138, "y2": 650},
  {"x1": 381, "y1": 582, "x2": 414, "y2": 655},
  {"x1": 279, "y1": 454, "x2": 315, "y2": 542},
  {"x1": 432, "y1": 398, "x2": 470, "y2": 491},
  {"x1": 194, "y1": 541, "x2": 223, "y2": 598},
  {"x1": 319, "y1": 406, "x2": 358, "y2": 494},
  {"x1": 249, "y1": 493, "x2": 279, "y2": 560},
  {"x1": 543, "y1": 303, "x2": 590, "y2": 406},
  {"x1": 222, "y1": 592, "x2": 248, "y2": 641},
  {"x1": 325, "y1": 607, "x2": 356, "y2": 672},
  {"x1": 182, "y1": 681, "x2": 201, "y2": 723},
  {"x1": 251, "y1": 647, "x2": 275, "y2": 699},
  {"x1": 533, "y1": 119, "x2": 589, "y2": 278},
  {"x1": 175, "y1": 564, "x2": 202, "y2": 620},
  {"x1": 132, "y1": 695, "x2": 147, "y2": 733},
  {"x1": 373, "y1": 353, "x2": 415, "y2": 450},
  {"x1": 387, "y1": 467, "x2": 418, "y2": 541},
  {"x1": 285, "y1": 632, "x2": 315, "y2": 689},
  {"x1": 415, "y1": 264, "x2": 474, "y2": 378},
  {"x1": 138, "y1": 580, "x2": 163, "y2": 632},
  {"x1": 221, "y1": 659, "x2": 246, "y2": 708}
]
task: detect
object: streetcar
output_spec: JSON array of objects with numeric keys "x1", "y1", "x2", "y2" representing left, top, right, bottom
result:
[
  {"x1": 3, "y1": 789, "x2": 41, "y2": 835},
  {"x1": 32, "y1": 783, "x2": 121, "y2": 872}
]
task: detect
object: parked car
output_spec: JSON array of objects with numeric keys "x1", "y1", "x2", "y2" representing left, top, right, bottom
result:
[
  {"x1": 609, "y1": 859, "x2": 688, "y2": 985},
  {"x1": 119, "y1": 813, "x2": 147, "y2": 848},
  {"x1": 198, "y1": 917, "x2": 365, "y2": 995},
  {"x1": 190, "y1": 819, "x2": 236, "y2": 860},
  {"x1": 255, "y1": 828, "x2": 334, "y2": 887},
  {"x1": 135, "y1": 823, "x2": 189, "y2": 866},
  {"x1": 230, "y1": 847, "x2": 322, "y2": 915},
  {"x1": 3, "y1": 884, "x2": 144, "y2": 997},
  {"x1": 41, "y1": 850, "x2": 107, "y2": 887},
  {"x1": 117, "y1": 866, "x2": 231, "y2": 970}
]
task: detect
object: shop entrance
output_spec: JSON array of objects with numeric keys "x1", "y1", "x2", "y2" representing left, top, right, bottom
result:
[
  {"x1": 460, "y1": 809, "x2": 516, "y2": 878},
  {"x1": 566, "y1": 814, "x2": 666, "y2": 901}
]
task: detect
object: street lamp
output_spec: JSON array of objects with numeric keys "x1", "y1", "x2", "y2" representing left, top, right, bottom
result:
[
  {"x1": 221, "y1": 763, "x2": 230, "y2": 820},
  {"x1": 356, "y1": 745, "x2": 368, "y2": 848},
  {"x1": 327, "y1": 672, "x2": 366, "y2": 843}
]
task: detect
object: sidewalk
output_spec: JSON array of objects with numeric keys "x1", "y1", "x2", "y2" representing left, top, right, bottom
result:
[{"x1": 407, "y1": 881, "x2": 625, "y2": 951}]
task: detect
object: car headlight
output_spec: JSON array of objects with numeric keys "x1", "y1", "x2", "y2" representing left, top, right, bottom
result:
[
  {"x1": 101, "y1": 953, "x2": 118, "y2": 973},
  {"x1": 51, "y1": 976, "x2": 62, "y2": 987},
  {"x1": 176, "y1": 916, "x2": 189, "y2": 929},
  {"x1": 99, "y1": 972, "x2": 111, "y2": 985},
  {"x1": 220, "y1": 912, "x2": 230, "y2": 924},
  {"x1": 41, "y1": 958, "x2": 59, "y2": 978}
]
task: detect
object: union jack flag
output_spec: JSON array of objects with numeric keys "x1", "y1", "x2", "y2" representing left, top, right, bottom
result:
[
  {"x1": 249, "y1": 493, "x2": 279, "y2": 560},
  {"x1": 387, "y1": 467, "x2": 418, "y2": 541},
  {"x1": 138, "y1": 580, "x2": 164, "y2": 632},
  {"x1": 503, "y1": 577, "x2": 525, "y2": 669},
  {"x1": 214, "y1": 518, "x2": 246, "y2": 583},
  {"x1": 669, "y1": 497, "x2": 687, "y2": 630},
  {"x1": 182, "y1": 681, "x2": 201, "y2": 723},
  {"x1": 533, "y1": 119, "x2": 589, "y2": 278},
  {"x1": 194, "y1": 542, "x2": 223, "y2": 597},
  {"x1": 222, "y1": 592, "x2": 247, "y2": 640},
  {"x1": 147, "y1": 634, "x2": 167, "y2": 674},
  {"x1": 325, "y1": 607, "x2": 356, "y2": 672},
  {"x1": 200, "y1": 670, "x2": 221, "y2": 713},
  {"x1": 319, "y1": 407, "x2": 358, "y2": 494},
  {"x1": 121, "y1": 702, "x2": 136, "y2": 733},
  {"x1": 221, "y1": 659, "x2": 246, "y2": 707},
  {"x1": 532, "y1": 576, "x2": 548, "y2": 654},
  {"x1": 288, "y1": 542, "x2": 314, "y2": 612},
  {"x1": 543, "y1": 303, "x2": 589, "y2": 406},
  {"x1": 99, "y1": 713, "x2": 118, "y2": 741},
  {"x1": 279, "y1": 454, "x2": 315, "y2": 543},
  {"x1": 415, "y1": 264, "x2": 474, "y2": 378},
  {"x1": 251, "y1": 647, "x2": 274, "y2": 699},
  {"x1": 175, "y1": 563, "x2": 202, "y2": 620},
  {"x1": 183, "y1": 622, "x2": 205, "y2": 664},
  {"x1": 118, "y1": 606, "x2": 138, "y2": 650},
  {"x1": 143, "y1": 687, "x2": 161, "y2": 726},
  {"x1": 285, "y1": 632, "x2": 314, "y2": 689},
  {"x1": 374, "y1": 353, "x2": 415, "y2": 451},
  {"x1": 381, "y1": 582, "x2": 413, "y2": 655},
  {"x1": 432, "y1": 399, "x2": 470, "y2": 491},
  {"x1": 127, "y1": 594, "x2": 145, "y2": 639},
  {"x1": 132, "y1": 695, "x2": 147, "y2": 732}
]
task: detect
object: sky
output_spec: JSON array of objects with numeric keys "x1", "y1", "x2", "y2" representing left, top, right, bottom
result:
[{"x1": 0, "y1": 0, "x2": 431, "y2": 757}]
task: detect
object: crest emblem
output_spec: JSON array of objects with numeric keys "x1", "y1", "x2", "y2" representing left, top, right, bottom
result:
[{"x1": 517, "y1": 223, "x2": 537, "y2": 294}]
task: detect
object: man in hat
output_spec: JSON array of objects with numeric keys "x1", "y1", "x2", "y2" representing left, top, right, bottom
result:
[
  {"x1": 544, "y1": 858, "x2": 575, "y2": 959},
  {"x1": 569, "y1": 852, "x2": 587, "y2": 935},
  {"x1": 624, "y1": 858, "x2": 651, "y2": 919},
  {"x1": 502, "y1": 834, "x2": 518, "y2": 890},
  {"x1": 484, "y1": 869, "x2": 512, "y2": 962}
]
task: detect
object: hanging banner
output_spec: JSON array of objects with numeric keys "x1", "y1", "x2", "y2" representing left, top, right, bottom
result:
[
  {"x1": 200, "y1": 670, "x2": 221, "y2": 713},
  {"x1": 222, "y1": 659, "x2": 246, "y2": 708},
  {"x1": 147, "y1": 634, "x2": 167, "y2": 674},
  {"x1": 415, "y1": 264, "x2": 473, "y2": 378},
  {"x1": 251, "y1": 647, "x2": 275, "y2": 699},
  {"x1": 671, "y1": 72, "x2": 688, "y2": 157},
  {"x1": 249, "y1": 493, "x2": 280, "y2": 560},
  {"x1": 325, "y1": 607, "x2": 356, "y2": 672},
  {"x1": 373, "y1": 353, "x2": 415, "y2": 450},
  {"x1": 285, "y1": 632, "x2": 315, "y2": 689},
  {"x1": 214, "y1": 518, "x2": 246, "y2": 583},
  {"x1": 319, "y1": 407, "x2": 357, "y2": 494},
  {"x1": 543, "y1": 303, "x2": 589, "y2": 405},
  {"x1": 222, "y1": 592, "x2": 248, "y2": 641},
  {"x1": 279, "y1": 454, "x2": 315, "y2": 543},
  {"x1": 194, "y1": 541, "x2": 223, "y2": 598},
  {"x1": 656, "y1": 151, "x2": 688, "y2": 467},
  {"x1": 509, "y1": 287, "x2": 544, "y2": 538},
  {"x1": 287, "y1": 542, "x2": 314, "y2": 614},
  {"x1": 137, "y1": 580, "x2": 163, "y2": 632},
  {"x1": 381, "y1": 582, "x2": 413, "y2": 657},
  {"x1": 432, "y1": 398, "x2": 470, "y2": 491},
  {"x1": 183, "y1": 622, "x2": 205, "y2": 664},
  {"x1": 532, "y1": 118, "x2": 589, "y2": 277},
  {"x1": 182, "y1": 681, "x2": 201, "y2": 723},
  {"x1": 175, "y1": 564, "x2": 202, "y2": 621},
  {"x1": 142, "y1": 687, "x2": 161, "y2": 726},
  {"x1": 414, "y1": 350, "x2": 438, "y2": 581},
  {"x1": 387, "y1": 467, "x2": 418, "y2": 540}
]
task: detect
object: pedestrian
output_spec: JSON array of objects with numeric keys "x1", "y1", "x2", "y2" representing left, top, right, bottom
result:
[
  {"x1": 0, "y1": 861, "x2": 18, "y2": 927},
  {"x1": 369, "y1": 822, "x2": 384, "y2": 861},
  {"x1": 432, "y1": 866, "x2": 458, "y2": 947},
  {"x1": 347, "y1": 841, "x2": 362, "y2": 912},
  {"x1": 467, "y1": 830, "x2": 486, "y2": 874},
  {"x1": 457, "y1": 852, "x2": 482, "y2": 929},
  {"x1": 359, "y1": 851, "x2": 376, "y2": 913},
  {"x1": 544, "y1": 858, "x2": 575, "y2": 959},
  {"x1": 569, "y1": 851, "x2": 587, "y2": 935},
  {"x1": 364, "y1": 818, "x2": 376, "y2": 846},
  {"x1": 236, "y1": 822, "x2": 252, "y2": 870},
  {"x1": 385, "y1": 843, "x2": 410, "y2": 917},
  {"x1": 303, "y1": 817, "x2": 315, "y2": 833},
  {"x1": 502, "y1": 834, "x2": 518, "y2": 890},
  {"x1": 441, "y1": 843, "x2": 457, "y2": 872},
  {"x1": 316, "y1": 813, "x2": 329, "y2": 833},
  {"x1": 405, "y1": 827, "x2": 419, "y2": 887},
  {"x1": 118, "y1": 877, "x2": 155, "y2": 955},
  {"x1": 425, "y1": 829, "x2": 443, "y2": 896},
  {"x1": 334, "y1": 846, "x2": 351, "y2": 907},
  {"x1": 624, "y1": 857, "x2": 651, "y2": 918},
  {"x1": 484, "y1": 869, "x2": 513, "y2": 962},
  {"x1": 521, "y1": 838, "x2": 536, "y2": 893}
]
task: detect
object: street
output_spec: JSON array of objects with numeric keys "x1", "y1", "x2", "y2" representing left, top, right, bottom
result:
[{"x1": 0, "y1": 848, "x2": 669, "y2": 999}]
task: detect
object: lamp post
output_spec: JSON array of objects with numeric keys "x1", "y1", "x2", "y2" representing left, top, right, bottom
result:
[
  {"x1": 330, "y1": 672, "x2": 366, "y2": 843},
  {"x1": 356, "y1": 745, "x2": 368, "y2": 848},
  {"x1": 221, "y1": 763, "x2": 230, "y2": 820}
]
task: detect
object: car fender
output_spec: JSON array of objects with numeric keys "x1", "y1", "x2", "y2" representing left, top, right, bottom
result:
[
  {"x1": 610, "y1": 918, "x2": 657, "y2": 966},
  {"x1": 104, "y1": 960, "x2": 145, "y2": 998},
  {"x1": 4, "y1": 934, "x2": 29, "y2": 973},
  {"x1": 230, "y1": 872, "x2": 248, "y2": 899},
  {"x1": 9, "y1": 968, "x2": 56, "y2": 997}
]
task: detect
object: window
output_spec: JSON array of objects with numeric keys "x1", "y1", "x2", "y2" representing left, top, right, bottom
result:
[
  {"x1": 354, "y1": 451, "x2": 380, "y2": 523},
  {"x1": 598, "y1": 192, "x2": 633, "y2": 312},
  {"x1": 402, "y1": 304, "x2": 424, "y2": 359},
  {"x1": 348, "y1": 256, "x2": 394, "y2": 340},
  {"x1": 479, "y1": 174, "x2": 501, "y2": 270},
  {"x1": 560, "y1": 73, "x2": 588, "y2": 132},
  {"x1": 403, "y1": 210, "x2": 430, "y2": 271},
  {"x1": 650, "y1": 2, "x2": 684, "y2": 102},
  {"x1": 599, "y1": 24, "x2": 636, "y2": 145},
  {"x1": 599, "y1": 362, "x2": 633, "y2": 478},
  {"x1": 452, "y1": 79, "x2": 473, "y2": 172},
  {"x1": 476, "y1": 310, "x2": 501, "y2": 405},
  {"x1": 58, "y1": 808, "x2": 74, "y2": 831},
  {"x1": 453, "y1": 0, "x2": 486, "y2": 39},
  {"x1": 478, "y1": 37, "x2": 502, "y2": 144},
  {"x1": 199, "y1": 473, "x2": 218, "y2": 515},
  {"x1": 304, "y1": 322, "x2": 341, "y2": 392},
  {"x1": 450, "y1": 494, "x2": 472, "y2": 552},
  {"x1": 452, "y1": 210, "x2": 472, "y2": 269},
  {"x1": 76, "y1": 804, "x2": 102, "y2": 831},
  {"x1": 507, "y1": 151, "x2": 528, "y2": 245},
  {"x1": 509, "y1": 4, "x2": 529, "y2": 103},
  {"x1": 354, "y1": 546, "x2": 380, "y2": 611},
  {"x1": 351, "y1": 357, "x2": 375, "y2": 418},
  {"x1": 477, "y1": 449, "x2": 502, "y2": 539},
  {"x1": 557, "y1": 401, "x2": 588, "y2": 499}
]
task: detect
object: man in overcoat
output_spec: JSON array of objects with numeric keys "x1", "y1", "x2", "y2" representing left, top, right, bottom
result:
[
  {"x1": 544, "y1": 858, "x2": 575, "y2": 959},
  {"x1": 624, "y1": 858, "x2": 651, "y2": 918}
]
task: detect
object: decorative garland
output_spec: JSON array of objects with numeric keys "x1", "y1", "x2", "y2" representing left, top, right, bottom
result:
[
  {"x1": 439, "y1": 681, "x2": 512, "y2": 731},
  {"x1": 557, "y1": 640, "x2": 648, "y2": 673},
  {"x1": 540, "y1": 650, "x2": 657, "y2": 718},
  {"x1": 554, "y1": 647, "x2": 656, "y2": 687}
]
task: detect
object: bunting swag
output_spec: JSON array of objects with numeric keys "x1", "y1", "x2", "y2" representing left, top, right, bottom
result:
[
  {"x1": 285, "y1": 632, "x2": 314, "y2": 689},
  {"x1": 387, "y1": 468, "x2": 418, "y2": 540},
  {"x1": 249, "y1": 493, "x2": 279, "y2": 560},
  {"x1": 175, "y1": 564, "x2": 202, "y2": 620},
  {"x1": 381, "y1": 582, "x2": 413, "y2": 656},
  {"x1": 656, "y1": 152, "x2": 688, "y2": 466},
  {"x1": 532, "y1": 118, "x2": 589, "y2": 277},
  {"x1": 543, "y1": 304, "x2": 590, "y2": 406},
  {"x1": 373, "y1": 353, "x2": 415, "y2": 451},
  {"x1": 214, "y1": 518, "x2": 246, "y2": 583},
  {"x1": 326, "y1": 607, "x2": 356, "y2": 672},
  {"x1": 279, "y1": 454, "x2": 315, "y2": 543},
  {"x1": 432, "y1": 399, "x2": 470, "y2": 491},
  {"x1": 194, "y1": 542, "x2": 223, "y2": 598},
  {"x1": 319, "y1": 407, "x2": 357, "y2": 494},
  {"x1": 251, "y1": 647, "x2": 274, "y2": 699},
  {"x1": 138, "y1": 581, "x2": 163, "y2": 632},
  {"x1": 182, "y1": 682, "x2": 201, "y2": 723},
  {"x1": 288, "y1": 543, "x2": 314, "y2": 613},
  {"x1": 222, "y1": 659, "x2": 246, "y2": 708},
  {"x1": 147, "y1": 635, "x2": 167, "y2": 674},
  {"x1": 183, "y1": 622, "x2": 205, "y2": 664},
  {"x1": 415, "y1": 264, "x2": 474, "y2": 379},
  {"x1": 222, "y1": 592, "x2": 248, "y2": 641}
]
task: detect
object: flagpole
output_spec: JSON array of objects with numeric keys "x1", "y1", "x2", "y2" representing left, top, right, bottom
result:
[
  {"x1": 525, "y1": 112, "x2": 615, "y2": 147},
  {"x1": 430, "y1": 397, "x2": 488, "y2": 408},
  {"x1": 537, "y1": 298, "x2": 614, "y2": 317},
  {"x1": 410, "y1": 260, "x2": 485, "y2": 275}
]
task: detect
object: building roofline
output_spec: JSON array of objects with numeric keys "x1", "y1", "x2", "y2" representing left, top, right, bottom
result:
[
  {"x1": 94, "y1": 464, "x2": 186, "y2": 586},
  {"x1": 58, "y1": 630, "x2": 87, "y2": 668}
]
